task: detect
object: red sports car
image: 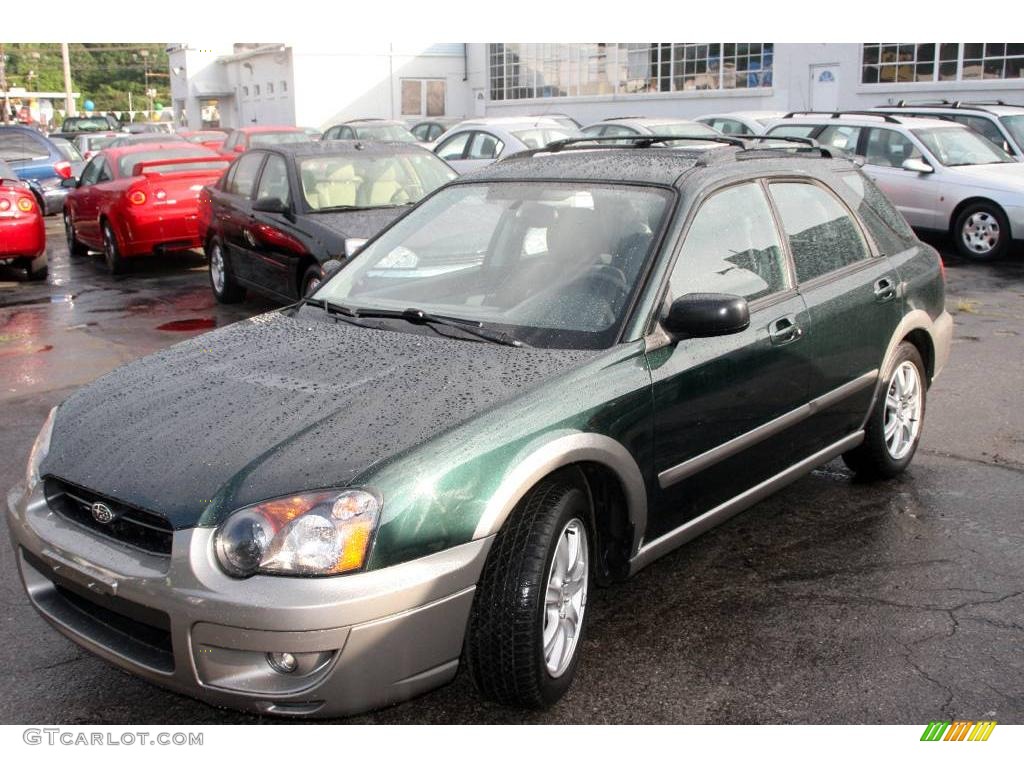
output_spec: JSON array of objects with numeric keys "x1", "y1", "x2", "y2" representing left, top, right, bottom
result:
[
  {"x1": 63, "y1": 143, "x2": 229, "y2": 274},
  {"x1": 0, "y1": 160, "x2": 47, "y2": 281},
  {"x1": 218, "y1": 125, "x2": 309, "y2": 161}
]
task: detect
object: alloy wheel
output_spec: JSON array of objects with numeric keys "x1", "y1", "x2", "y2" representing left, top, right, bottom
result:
[
  {"x1": 883, "y1": 360, "x2": 922, "y2": 460},
  {"x1": 961, "y1": 211, "x2": 1000, "y2": 255},
  {"x1": 210, "y1": 243, "x2": 226, "y2": 294},
  {"x1": 542, "y1": 518, "x2": 588, "y2": 678}
]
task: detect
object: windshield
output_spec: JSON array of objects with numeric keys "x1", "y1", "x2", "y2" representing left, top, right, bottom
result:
[
  {"x1": 187, "y1": 132, "x2": 226, "y2": 143},
  {"x1": 85, "y1": 135, "x2": 116, "y2": 151},
  {"x1": 1000, "y1": 115, "x2": 1024, "y2": 150},
  {"x1": 352, "y1": 124, "x2": 418, "y2": 143},
  {"x1": 300, "y1": 152, "x2": 456, "y2": 210},
  {"x1": 64, "y1": 118, "x2": 110, "y2": 131},
  {"x1": 912, "y1": 127, "x2": 1013, "y2": 167},
  {"x1": 511, "y1": 128, "x2": 573, "y2": 148},
  {"x1": 118, "y1": 146, "x2": 223, "y2": 177},
  {"x1": 654, "y1": 122, "x2": 720, "y2": 138},
  {"x1": 52, "y1": 138, "x2": 84, "y2": 163},
  {"x1": 314, "y1": 182, "x2": 671, "y2": 349},
  {"x1": 249, "y1": 131, "x2": 308, "y2": 149}
]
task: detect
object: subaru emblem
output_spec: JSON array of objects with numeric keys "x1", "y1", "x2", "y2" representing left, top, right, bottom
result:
[{"x1": 91, "y1": 502, "x2": 116, "y2": 524}]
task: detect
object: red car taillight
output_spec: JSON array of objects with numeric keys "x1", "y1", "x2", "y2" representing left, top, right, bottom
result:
[
  {"x1": 0, "y1": 199, "x2": 10, "y2": 212},
  {"x1": 128, "y1": 190, "x2": 148, "y2": 206},
  {"x1": 54, "y1": 161, "x2": 72, "y2": 180}
]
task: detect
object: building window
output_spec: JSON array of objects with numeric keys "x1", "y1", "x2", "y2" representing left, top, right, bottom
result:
[
  {"x1": 267, "y1": 82, "x2": 274, "y2": 94},
  {"x1": 401, "y1": 79, "x2": 446, "y2": 116},
  {"x1": 254, "y1": 84, "x2": 261, "y2": 96},
  {"x1": 862, "y1": 43, "x2": 1024, "y2": 83},
  {"x1": 488, "y1": 43, "x2": 772, "y2": 101},
  {"x1": 242, "y1": 86, "x2": 249, "y2": 97},
  {"x1": 281, "y1": 80, "x2": 288, "y2": 92}
]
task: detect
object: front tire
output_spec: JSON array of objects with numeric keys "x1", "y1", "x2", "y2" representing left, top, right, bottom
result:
[
  {"x1": 207, "y1": 238, "x2": 246, "y2": 303},
  {"x1": 954, "y1": 202, "x2": 1009, "y2": 262},
  {"x1": 843, "y1": 342, "x2": 927, "y2": 480},
  {"x1": 301, "y1": 263, "x2": 323, "y2": 298},
  {"x1": 465, "y1": 480, "x2": 591, "y2": 709},
  {"x1": 102, "y1": 221, "x2": 125, "y2": 275}
]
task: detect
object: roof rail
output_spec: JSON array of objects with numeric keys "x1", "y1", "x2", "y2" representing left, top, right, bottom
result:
[
  {"x1": 543, "y1": 134, "x2": 747, "y2": 152},
  {"x1": 601, "y1": 116, "x2": 645, "y2": 121},
  {"x1": 782, "y1": 110, "x2": 902, "y2": 123},
  {"x1": 744, "y1": 135, "x2": 834, "y2": 159}
]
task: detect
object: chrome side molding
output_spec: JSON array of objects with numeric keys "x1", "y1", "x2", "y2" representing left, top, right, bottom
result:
[
  {"x1": 631, "y1": 430, "x2": 865, "y2": 574},
  {"x1": 657, "y1": 370, "x2": 878, "y2": 489}
]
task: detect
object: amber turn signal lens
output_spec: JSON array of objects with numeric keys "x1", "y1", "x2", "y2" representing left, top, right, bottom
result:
[{"x1": 16, "y1": 197, "x2": 34, "y2": 213}]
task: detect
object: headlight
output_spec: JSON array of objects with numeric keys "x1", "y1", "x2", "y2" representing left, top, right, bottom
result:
[
  {"x1": 26, "y1": 407, "x2": 57, "y2": 491},
  {"x1": 214, "y1": 489, "x2": 380, "y2": 578}
]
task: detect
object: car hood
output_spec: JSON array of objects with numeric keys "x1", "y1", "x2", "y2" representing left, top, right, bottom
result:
[
  {"x1": 945, "y1": 162, "x2": 1024, "y2": 192},
  {"x1": 41, "y1": 307, "x2": 596, "y2": 528},
  {"x1": 306, "y1": 206, "x2": 408, "y2": 241}
]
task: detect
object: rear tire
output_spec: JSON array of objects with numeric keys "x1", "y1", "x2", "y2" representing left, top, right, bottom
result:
[
  {"x1": 25, "y1": 262, "x2": 48, "y2": 281},
  {"x1": 843, "y1": 342, "x2": 927, "y2": 480},
  {"x1": 465, "y1": 480, "x2": 591, "y2": 709},
  {"x1": 954, "y1": 202, "x2": 1009, "y2": 262},
  {"x1": 207, "y1": 237, "x2": 246, "y2": 303},
  {"x1": 64, "y1": 210, "x2": 88, "y2": 256},
  {"x1": 102, "y1": 221, "x2": 125, "y2": 275}
]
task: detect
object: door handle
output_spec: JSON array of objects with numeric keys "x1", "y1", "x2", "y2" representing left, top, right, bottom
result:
[
  {"x1": 769, "y1": 315, "x2": 803, "y2": 346},
  {"x1": 874, "y1": 276, "x2": 898, "y2": 302}
]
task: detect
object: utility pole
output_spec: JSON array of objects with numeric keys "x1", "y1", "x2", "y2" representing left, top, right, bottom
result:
[
  {"x1": 61, "y1": 43, "x2": 74, "y2": 117},
  {"x1": 0, "y1": 44, "x2": 10, "y2": 125}
]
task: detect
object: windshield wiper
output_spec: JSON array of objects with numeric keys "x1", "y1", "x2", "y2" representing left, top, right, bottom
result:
[
  {"x1": 314, "y1": 203, "x2": 403, "y2": 213},
  {"x1": 304, "y1": 297, "x2": 373, "y2": 328},
  {"x1": 350, "y1": 306, "x2": 527, "y2": 347}
]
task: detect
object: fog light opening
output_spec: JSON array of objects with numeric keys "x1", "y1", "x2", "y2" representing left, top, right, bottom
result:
[{"x1": 267, "y1": 651, "x2": 299, "y2": 674}]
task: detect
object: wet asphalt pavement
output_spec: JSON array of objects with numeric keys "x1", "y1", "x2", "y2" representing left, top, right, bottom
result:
[{"x1": 0, "y1": 219, "x2": 1021, "y2": 724}]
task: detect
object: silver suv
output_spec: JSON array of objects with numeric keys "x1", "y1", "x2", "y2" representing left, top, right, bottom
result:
[
  {"x1": 868, "y1": 101, "x2": 1024, "y2": 159},
  {"x1": 768, "y1": 112, "x2": 1024, "y2": 261}
]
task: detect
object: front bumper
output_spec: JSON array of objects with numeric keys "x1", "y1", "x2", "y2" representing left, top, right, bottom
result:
[{"x1": 7, "y1": 481, "x2": 492, "y2": 718}]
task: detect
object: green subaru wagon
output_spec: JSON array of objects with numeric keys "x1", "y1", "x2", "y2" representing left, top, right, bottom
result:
[{"x1": 9, "y1": 135, "x2": 952, "y2": 717}]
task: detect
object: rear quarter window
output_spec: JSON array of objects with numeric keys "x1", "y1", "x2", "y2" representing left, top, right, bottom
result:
[{"x1": 838, "y1": 170, "x2": 917, "y2": 242}]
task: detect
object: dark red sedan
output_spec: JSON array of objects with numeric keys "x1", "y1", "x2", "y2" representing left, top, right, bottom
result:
[
  {"x1": 0, "y1": 160, "x2": 46, "y2": 281},
  {"x1": 62, "y1": 143, "x2": 229, "y2": 274}
]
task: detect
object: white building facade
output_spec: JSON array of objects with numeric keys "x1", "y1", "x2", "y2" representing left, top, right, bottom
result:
[
  {"x1": 168, "y1": 43, "x2": 471, "y2": 130},
  {"x1": 169, "y1": 43, "x2": 1024, "y2": 130}
]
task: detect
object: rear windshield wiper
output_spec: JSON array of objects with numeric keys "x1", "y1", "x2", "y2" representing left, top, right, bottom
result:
[{"x1": 351, "y1": 306, "x2": 527, "y2": 347}]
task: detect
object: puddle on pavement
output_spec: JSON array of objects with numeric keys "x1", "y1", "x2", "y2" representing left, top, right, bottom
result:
[
  {"x1": 0, "y1": 293, "x2": 76, "y2": 308},
  {"x1": 156, "y1": 318, "x2": 216, "y2": 332}
]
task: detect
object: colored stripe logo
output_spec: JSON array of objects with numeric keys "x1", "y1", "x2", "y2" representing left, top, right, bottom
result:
[{"x1": 920, "y1": 721, "x2": 997, "y2": 741}]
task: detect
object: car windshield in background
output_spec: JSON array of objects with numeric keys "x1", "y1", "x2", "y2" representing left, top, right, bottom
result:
[
  {"x1": 913, "y1": 127, "x2": 1013, "y2": 167},
  {"x1": 187, "y1": 132, "x2": 227, "y2": 143},
  {"x1": 300, "y1": 153, "x2": 456, "y2": 211},
  {"x1": 85, "y1": 136, "x2": 117, "y2": 151},
  {"x1": 656, "y1": 122, "x2": 720, "y2": 138},
  {"x1": 118, "y1": 147, "x2": 224, "y2": 177},
  {"x1": 315, "y1": 182, "x2": 671, "y2": 349},
  {"x1": 999, "y1": 115, "x2": 1024, "y2": 150},
  {"x1": 511, "y1": 128, "x2": 573, "y2": 148},
  {"x1": 352, "y1": 125, "x2": 419, "y2": 143},
  {"x1": 52, "y1": 138, "x2": 84, "y2": 163},
  {"x1": 249, "y1": 132, "x2": 309, "y2": 149},
  {"x1": 64, "y1": 118, "x2": 111, "y2": 131}
]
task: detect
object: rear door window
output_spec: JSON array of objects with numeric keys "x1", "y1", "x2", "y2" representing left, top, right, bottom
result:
[
  {"x1": 467, "y1": 132, "x2": 504, "y2": 160},
  {"x1": 817, "y1": 125, "x2": 862, "y2": 153},
  {"x1": 769, "y1": 182, "x2": 870, "y2": 283},
  {"x1": 255, "y1": 154, "x2": 291, "y2": 206},
  {"x1": 226, "y1": 151, "x2": 265, "y2": 198}
]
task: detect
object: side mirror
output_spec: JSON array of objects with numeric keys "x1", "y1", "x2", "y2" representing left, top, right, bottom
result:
[
  {"x1": 902, "y1": 158, "x2": 934, "y2": 174},
  {"x1": 252, "y1": 197, "x2": 290, "y2": 215},
  {"x1": 662, "y1": 293, "x2": 750, "y2": 340},
  {"x1": 60, "y1": 177, "x2": 79, "y2": 188},
  {"x1": 311, "y1": 260, "x2": 345, "y2": 294}
]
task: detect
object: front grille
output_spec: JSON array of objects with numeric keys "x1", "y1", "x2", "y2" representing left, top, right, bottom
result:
[
  {"x1": 43, "y1": 477, "x2": 174, "y2": 556},
  {"x1": 22, "y1": 550, "x2": 175, "y2": 673}
]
